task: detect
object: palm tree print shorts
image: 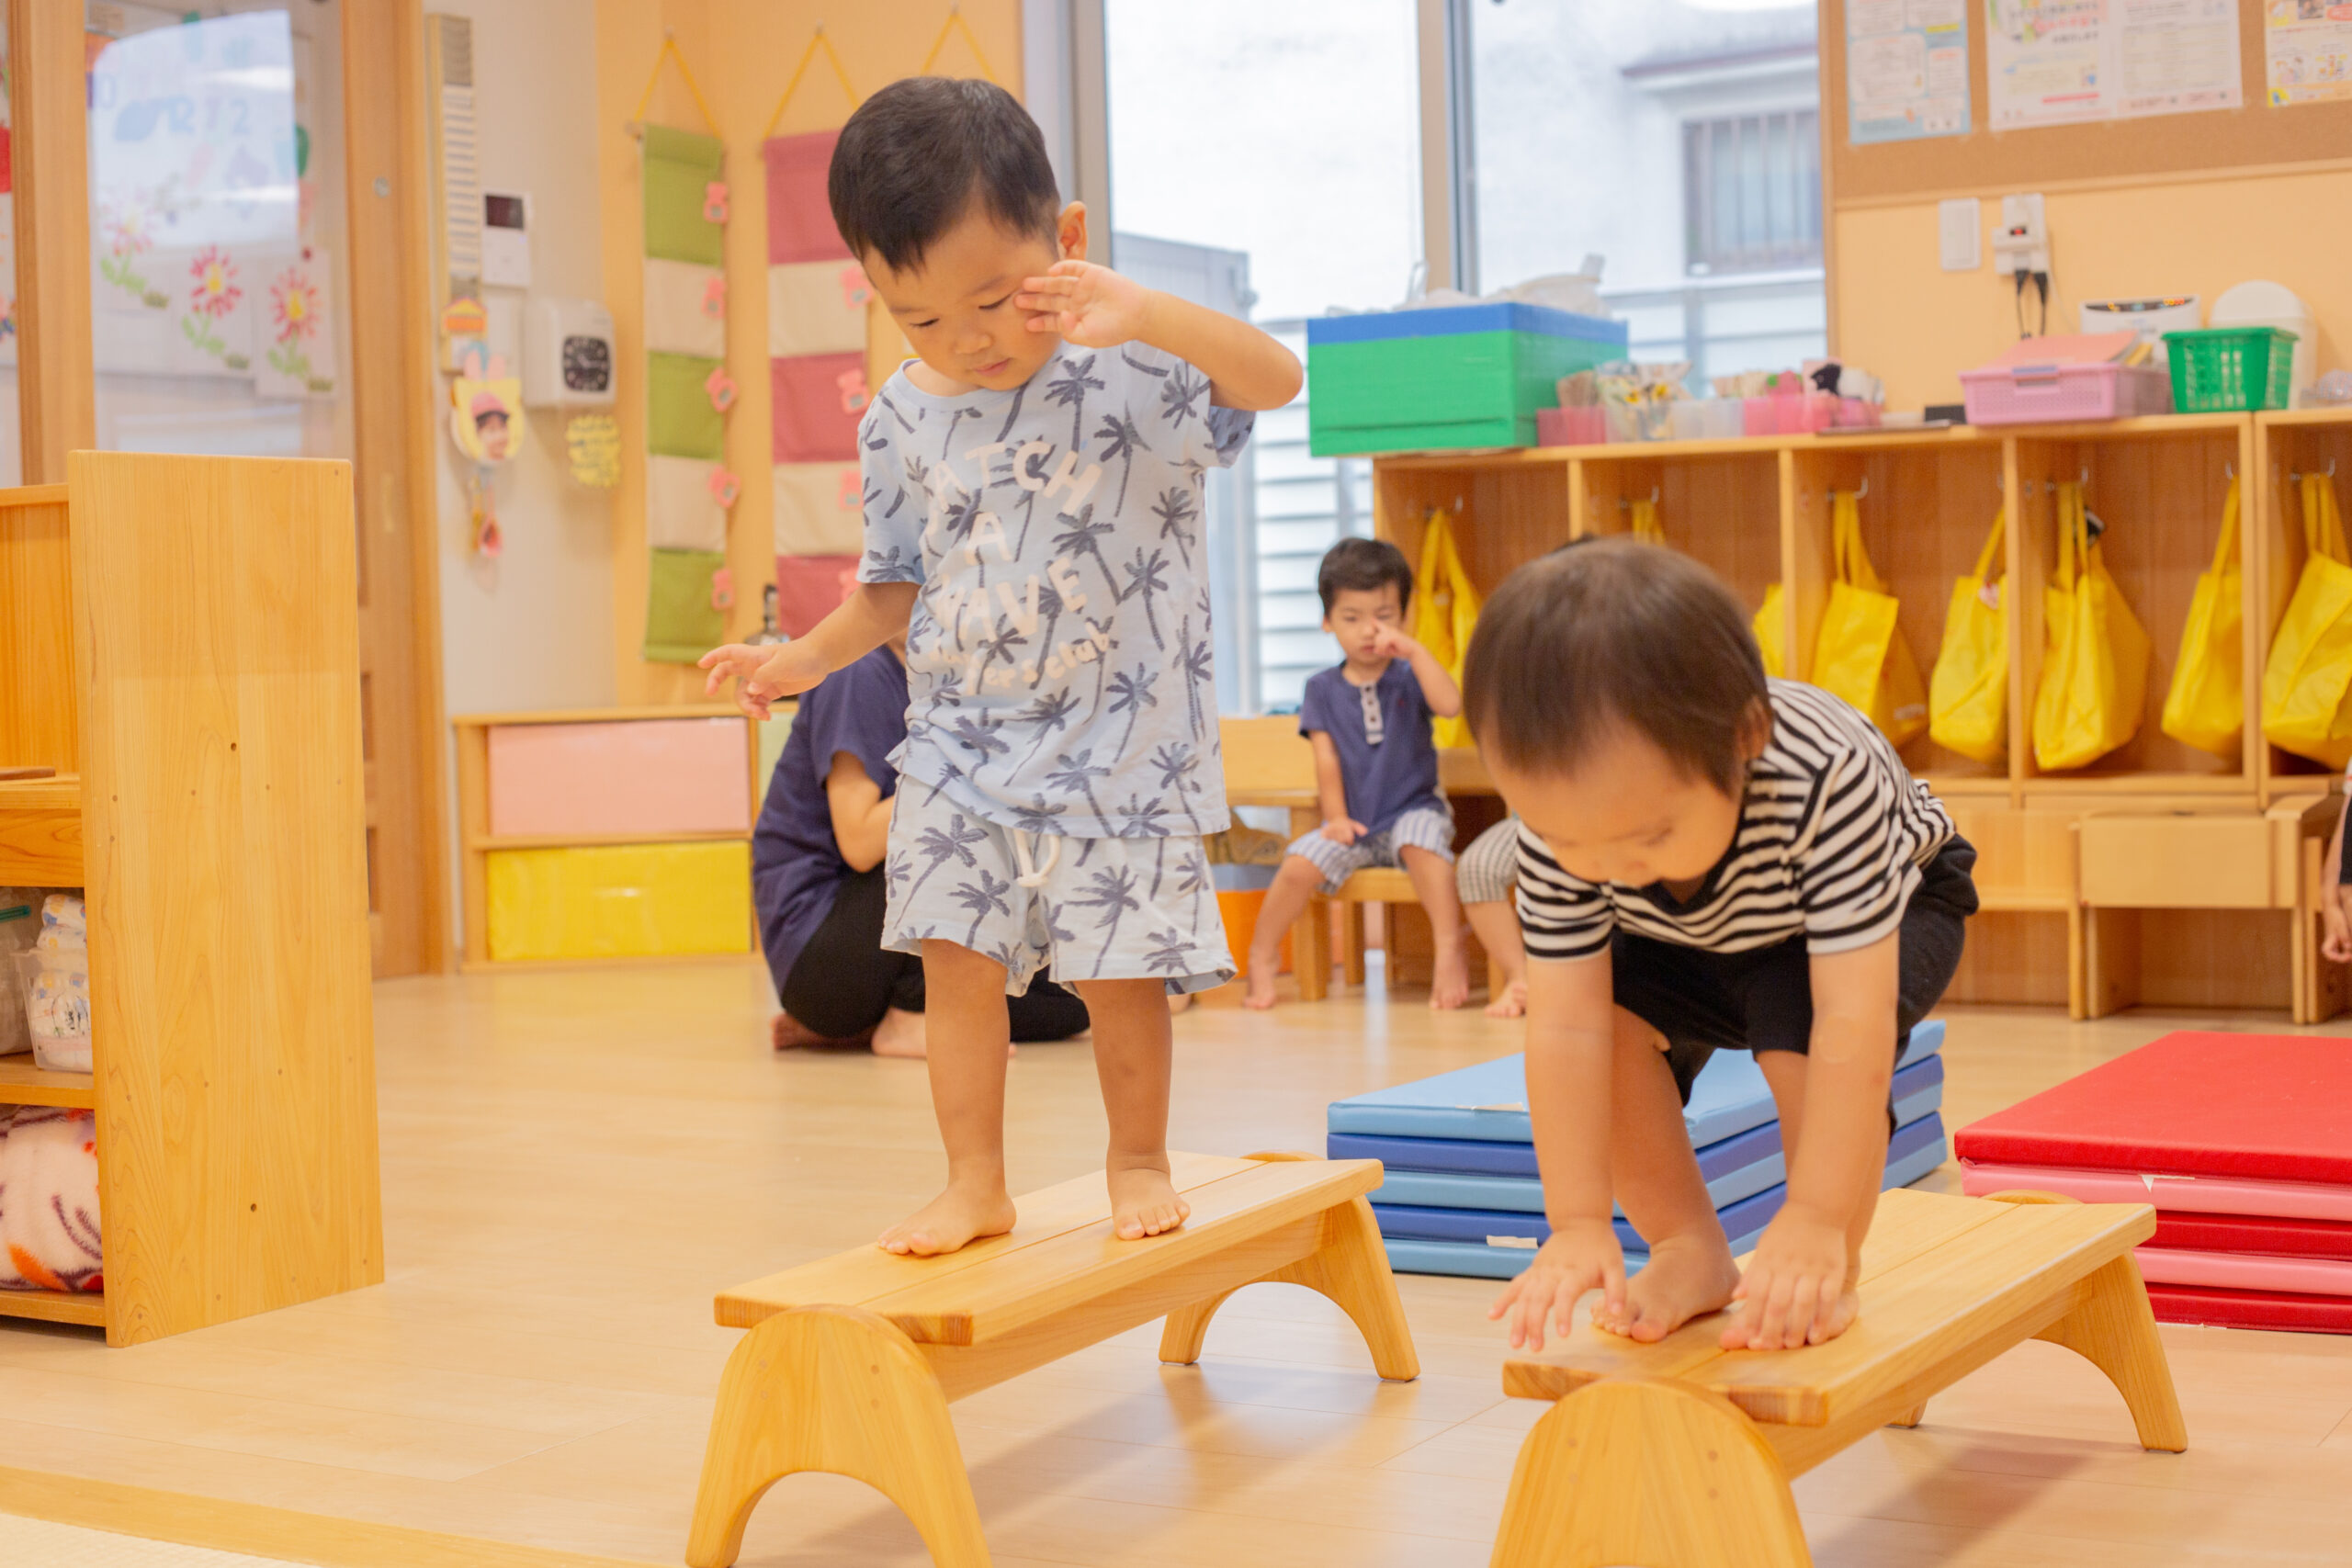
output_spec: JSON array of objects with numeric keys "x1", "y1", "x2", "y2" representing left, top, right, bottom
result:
[{"x1": 880, "y1": 786, "x2": 1237, "y2": 996}]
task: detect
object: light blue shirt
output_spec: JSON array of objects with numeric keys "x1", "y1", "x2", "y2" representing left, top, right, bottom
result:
[{"x1": 856, "y1": 343, "x2": 1254, "y2": 839}]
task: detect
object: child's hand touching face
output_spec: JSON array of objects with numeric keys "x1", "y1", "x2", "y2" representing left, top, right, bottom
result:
[
  {"x1": 1368, "y1": 622, "x2": 1422, "y2": 663},
  {"x1": 1017, "y1": 260, "x2": 1154, "y2": 349}
]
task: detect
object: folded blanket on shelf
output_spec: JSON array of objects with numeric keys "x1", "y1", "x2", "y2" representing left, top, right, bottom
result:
[{"x1": 0, "y1": 1107, "x2": 102, "y2": 1292}]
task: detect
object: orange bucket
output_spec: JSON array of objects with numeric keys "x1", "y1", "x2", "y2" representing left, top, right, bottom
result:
[{"x1": 1216, "y1": 888, "x2": 1291, "y2": 976}]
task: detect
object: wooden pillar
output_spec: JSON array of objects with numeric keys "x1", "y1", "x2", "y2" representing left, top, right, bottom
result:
[{"x1": 7, "y1": 0, "x2": 97, "y2": 480}]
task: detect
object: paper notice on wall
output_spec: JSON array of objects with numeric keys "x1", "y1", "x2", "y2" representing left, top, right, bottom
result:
[
  {"x1": 2267, "y1": 0, "x2": 2352, "y2": 105},
  {"x1": 1987, "y1": 0, "x2": 2243, "y2": 126},
  {"x1": 1850, "y1": 0, "x2": 1973, "y2": 142}
]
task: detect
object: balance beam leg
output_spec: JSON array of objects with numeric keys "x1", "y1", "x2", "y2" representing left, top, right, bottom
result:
[
  {"x1": 1158, "y1": 1194, "x2": 1419, "y2": 1381},
  {"x1": 1887, "y1": 1402, "x2": 1928, "y2": 1428},
  {"x1": 1491, "y1": 1376, "x2": 1810, "y2": 1568},
  {"x1": 687, "y1": 1305, "x2": 990, "y2": 1568},
  {"x1": 2037, "y1": 1252, "x2": 2188, "y2": 1453}
]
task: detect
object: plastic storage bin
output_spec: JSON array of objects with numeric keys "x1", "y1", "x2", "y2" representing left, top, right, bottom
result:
[
  {"x1": 1306, "y1": 303, "x2": 1627, "y2": 457},
  {"x1": 2164, "y1": 327, "x2": 2297, "y2": 413},
  {"x1": 1958, "y1": 361, "x2": 2171, "y2": 425},
  {"x1": 484, "y1": 840, "x2": 752, "y2": 962}
]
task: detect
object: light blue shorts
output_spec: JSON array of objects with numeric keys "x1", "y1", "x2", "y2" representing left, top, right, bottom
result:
[{"x1": 882, "y1": 785, "x2": 1235, "y2": 995}]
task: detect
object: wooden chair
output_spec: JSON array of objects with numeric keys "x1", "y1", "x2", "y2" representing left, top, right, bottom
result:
[
  {"x1": 1489, "y1": 1188, "x2": 2185, "y2": 1568},
  {"x1": 686, "y1": 1151, "x2": 1419, "y2": 1568}
]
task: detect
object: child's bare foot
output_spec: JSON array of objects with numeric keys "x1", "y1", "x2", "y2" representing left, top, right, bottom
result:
[
  {"x1": 1429, "y1": 946, "x2": 1471, "y2": 1010},
  {"x1": 1593, "y1": 1234, "x2": 1742, "y2": 1343},
  {"x1": 1241, "y1": 964, "x2": 1280, "y2": 1010},
  {"x1": 1107, "y1": 1157, "x2": 1190, "y2": 1240},
  {"x1": 1484, "y1": 977, "x2": 1528, "y2": 1019},
  {"x1": 877, "y1": 1178, "x2": 1018, "y2": 1256},
  {"x1": 1166, "y1": 989, "x2": 1193, "y2": 1015}
]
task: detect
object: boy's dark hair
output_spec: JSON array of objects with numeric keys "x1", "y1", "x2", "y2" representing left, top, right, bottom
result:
[
  {"x1": 828, "y1": 77, "x2": 1061, "y2": 274},
  {"x1": 1317, "y1": 536, "x2": 1415, "y2": 616},
  {"x1": 1463, "y1": 540, "x2": 1768, "y2": 794}
]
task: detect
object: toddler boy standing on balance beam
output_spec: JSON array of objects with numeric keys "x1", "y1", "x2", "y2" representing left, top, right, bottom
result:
[
  {"x1": 704, "y1": 79, "x2": 1300, "y2": 1257},
  {"x1": 1471, "y1": 542, "x2": 1978, "y2": 1352}
]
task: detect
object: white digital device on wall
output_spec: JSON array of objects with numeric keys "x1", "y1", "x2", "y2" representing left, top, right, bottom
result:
[
  {"x1": 481, "y1": 191, "x2": 532, "y2": 289},
  {"x1": 522, "y1": 298, "x2": 616, "y2": 409}
]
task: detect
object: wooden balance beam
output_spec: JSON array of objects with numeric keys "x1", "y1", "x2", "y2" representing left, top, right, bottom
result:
[
  {"x1": 1489, "y1": 1188, "x2": 2186, "y2": 1568},
  {"x1": 685, "y1": 1151, "x2": 1419, "y2": 1568}
]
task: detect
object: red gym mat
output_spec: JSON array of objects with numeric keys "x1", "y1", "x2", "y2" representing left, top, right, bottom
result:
[
  {"x1": 2153, "y1": 1212, "x2": 2352, "y2": 1260},
  {"x1": 2148, "y1": 1283, "x2": 2352, "y2": 1336},
  {"x1": 1961, "y1": 1162, "x2": 2352, "y2": 1220},
  {"x1": 1955, "y1": 1032, "x2": 2352, "y2": 1185}
]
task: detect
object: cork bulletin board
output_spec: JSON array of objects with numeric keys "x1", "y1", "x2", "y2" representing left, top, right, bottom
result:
[{"x1": 1824, "y1": 0, "x2": 2352, "y2": 203}]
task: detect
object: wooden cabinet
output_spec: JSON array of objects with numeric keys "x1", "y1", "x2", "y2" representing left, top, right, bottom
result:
[
  {"x1": 0, "y1": 456, "x2": 382, "y2": 1344},
  {"x1": 1372, "y1": 409, "x2": 2352, "y2": 1020}
]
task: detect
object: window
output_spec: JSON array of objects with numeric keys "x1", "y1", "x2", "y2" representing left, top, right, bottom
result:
[{"x1": 1684, "y1": 107, "x2": 1821, "y2": 276}]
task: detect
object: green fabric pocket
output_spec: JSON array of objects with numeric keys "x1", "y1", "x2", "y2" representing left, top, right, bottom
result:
[
  {"x1": 643, "y1": 125, "x2": 725, "y2": 266},
  {"x1": 649, "y1": 352, "x2": 727, "y2": 459},
  {"x1": 643, "y1": 547, "x2": 729, "y2": 664}
]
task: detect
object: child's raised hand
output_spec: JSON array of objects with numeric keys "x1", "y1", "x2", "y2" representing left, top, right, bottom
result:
[
  {"x1": 1319, "y1": 818, "x2": 1369, "y2": 846},
  {"x1": 1017, "y1": 261, "x2": 1154, "y2": 349},
  {"x1": 699, "y1": 641, "x2": 827, "y2": 721},
  {"x1": 1489, "y1": 1220, "x2": 1625, "y2": 1351},
  {"x1": 1369, "y1": 623, "x2": 1421, "y2": 662},
  {"x1": 1721, "y1": 1207, "x2": 1852, "y2": 1351}
]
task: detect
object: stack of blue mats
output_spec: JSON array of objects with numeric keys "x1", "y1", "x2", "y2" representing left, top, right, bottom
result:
[{"x1": 1327, "y1": 1021, "x2": 1950, "y2": 1280}]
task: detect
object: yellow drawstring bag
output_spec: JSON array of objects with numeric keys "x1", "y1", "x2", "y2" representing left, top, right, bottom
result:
[
  {"x1": 1811, "y1": 489, "x2": 1928, "y2": 745},
  {"x1": 1928, "y1": 509, "x2": 2007, "y2": 764},
  {"x1": 1754, "y1": 584, "x2": 1787, "y2": 677},
  {"x1": 1413, "y1": 507, "x2": 1482, "y2": 749},
  {"x1": 2261, "y1": 470, "x2": 2352, "y2": 768},
  {"x1": 2160, "y1": 477, "x2": 2244, "y2": 759},
  {"x1": 1629, "y1": 497, "x2": 1666, "y2": 544},
  {"x1": 2033, "y1": 480, "x2": 2150, "y2": 771}
]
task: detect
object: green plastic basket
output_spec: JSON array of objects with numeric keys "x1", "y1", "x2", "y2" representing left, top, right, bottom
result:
[{"x1": 2164, "y1": 326, "x2": 2297, "y2": 413}]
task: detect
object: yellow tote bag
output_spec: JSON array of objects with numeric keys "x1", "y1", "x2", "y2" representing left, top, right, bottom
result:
[
  {"x1": 2160, "y1": 477, "x2": 2244, "y2": 759},
  {"x1": 1413, "y1": 507, "x2": 1482, "y2": 749},
  {"x1": 2261, "y1": 470, "x2": 2352, "y2": 768},
  {"x1": 1928, "y1": 509, "x2": 2008, "y2": 764},
  {"x1": 1629, "y1": 497, "x2": 1666, "y2": 544},
  {"x1": 1754, "y1": 584, "x2": 1788, "y2": 677},
  {"x1": 1811, "y1": 490, "x2": 1928, "y2": 745},
  {"x1": 2033, "y1": 481, "x2": 2151, "y2": 772}
]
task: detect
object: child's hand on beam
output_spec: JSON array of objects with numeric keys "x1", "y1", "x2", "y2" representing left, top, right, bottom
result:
[{"x1": 1489, "y1": 1219, "x2": 1625, "y2": 1352}]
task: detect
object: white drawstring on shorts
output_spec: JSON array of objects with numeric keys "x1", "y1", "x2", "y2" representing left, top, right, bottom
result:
[{"x1": 1011, "y1": 829, "x2": 1060, "y2": 888}]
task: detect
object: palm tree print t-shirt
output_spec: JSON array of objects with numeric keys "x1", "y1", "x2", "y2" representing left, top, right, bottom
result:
[{"x1": 856, "y1": 343, "x2": 1254, "y2": 840}]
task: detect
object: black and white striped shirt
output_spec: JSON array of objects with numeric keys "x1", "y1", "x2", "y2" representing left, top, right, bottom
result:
[{"x1": 1515, "y1": 681, "x2": 1956, "y2": 962}]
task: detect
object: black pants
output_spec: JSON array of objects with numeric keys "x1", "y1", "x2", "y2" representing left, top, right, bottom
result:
[{"x1": 775, "y1": 865, "x2": 1091, "y2": 1043}]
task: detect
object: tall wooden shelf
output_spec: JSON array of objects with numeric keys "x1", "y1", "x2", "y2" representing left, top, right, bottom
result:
[
  {"x1": 1373, "y1": 410, "x2": 2351, "y2": 1020},
  {"x1": 0, "y1": 455, "x2": 382, "y2": 1345}
]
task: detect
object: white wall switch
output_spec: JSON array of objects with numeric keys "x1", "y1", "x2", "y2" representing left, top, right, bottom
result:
[{"x1": 1939, "y1": 197, "x2": 1981, "y2": 272}]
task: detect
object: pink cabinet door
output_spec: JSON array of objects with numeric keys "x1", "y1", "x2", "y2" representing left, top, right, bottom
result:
[{"x1": 488, "y1": 718, "x2": 750, "y2": 839}]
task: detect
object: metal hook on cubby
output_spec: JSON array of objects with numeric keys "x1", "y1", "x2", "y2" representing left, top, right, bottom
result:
[
  {"x1": 2290, "y1": 458, "x2": 2339, "y2": 482},
  {"x1": 1618, "y1": 486, "x2": 1661, "y2": 510},
  {"x1": 1854, "y1": 475, "x2": 1869, "y2": 501}
]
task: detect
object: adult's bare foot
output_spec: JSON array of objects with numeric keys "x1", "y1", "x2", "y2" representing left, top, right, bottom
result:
[
  {"x1": 1484, "y1": 977, "x2": 1528, "y2": 1019},
  {"x1": 1429, "y1": 945, "x2": 1471, "y2": 1010},
  {"x1": 870, "y1": 1007, "x2": 927, "y2": 1058},
  {"x1": 876, "y1": 1178, "x2": 1017, "y2": 1257},
  {"x1": 1107, "y1": 1156, "x2": 1190, "y2": 1240},
  {"x1": 772, "y1": 1010, "x2": 831, "y2": 1051},
  {"x1": 1593, "y1": 1234, "x2": 1742, "y2": 1343}
]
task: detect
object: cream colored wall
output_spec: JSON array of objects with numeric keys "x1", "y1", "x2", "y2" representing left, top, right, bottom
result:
[
  {"x1": 594, "y1": 0, "x2": 1023, "y2": 705},
  {"x1": 1834, "y1": 165, "x2": 2352, "y2": 414}
]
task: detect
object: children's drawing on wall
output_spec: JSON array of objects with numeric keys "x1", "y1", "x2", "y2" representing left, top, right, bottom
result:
[
  {"x1": 451, "y1": 351, "x2": 524, "y2": 557},
  {"x1": 255, "y1": 250, "x2": 338, "y2": 398}
]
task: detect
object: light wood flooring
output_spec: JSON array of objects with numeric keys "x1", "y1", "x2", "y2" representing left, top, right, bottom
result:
[{"x1": 0, "y1": 960, "x2": 2348, "y2": 1566}]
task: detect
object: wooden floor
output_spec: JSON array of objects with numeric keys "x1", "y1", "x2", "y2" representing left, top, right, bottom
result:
[{"x1": 1, "y1": 960, "x2": 2348, "y2": 1567}]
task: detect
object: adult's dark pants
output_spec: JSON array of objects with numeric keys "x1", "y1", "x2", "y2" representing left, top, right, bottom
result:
[{"x1": 773, "y1": 864, "x2": 1091, "y2": 1043}]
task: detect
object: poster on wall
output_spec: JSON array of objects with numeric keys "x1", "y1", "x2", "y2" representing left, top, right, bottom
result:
[
  {"x1": 1985, "y1": 0, "x2": 2242, "y2": 128},
  {"x1": 1849, "y1": 0, "x2": 1973, "y2": 143},
  {"x1": 2266, "y1": 0, "x2": 2352, "y2": 104}
]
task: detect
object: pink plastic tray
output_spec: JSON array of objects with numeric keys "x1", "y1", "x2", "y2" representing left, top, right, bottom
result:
[
  {"x1": 1959, "y1": 362, "x2": 2170, "y2": 426},
  {"x1": 1962, "y1": 1161, "x2": 2352, "y2": 1221}
]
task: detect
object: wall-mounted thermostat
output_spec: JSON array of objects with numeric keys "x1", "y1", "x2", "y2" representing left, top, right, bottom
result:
[
  {"x1": 481, "y1": 190, "x2": 532, "y2": 289},
  {"x1": 522, "y1": 298, "x2": 616, "y2": 409}
]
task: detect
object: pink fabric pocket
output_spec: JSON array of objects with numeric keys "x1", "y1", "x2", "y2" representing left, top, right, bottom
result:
[{"x1": 771, "y1": 352, "x2": 865, "y2": 462}]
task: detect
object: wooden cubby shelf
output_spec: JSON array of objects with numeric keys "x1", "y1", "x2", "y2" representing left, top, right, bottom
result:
[
  {"x1": 0, "y1": 457, "x2": 383, "y2": 1346},
  {"x1": 1372, "y1": 410, "x2": 2352, "y2": 1021}
]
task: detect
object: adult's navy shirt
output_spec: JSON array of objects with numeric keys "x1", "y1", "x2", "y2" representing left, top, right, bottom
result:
[
  {"x1": 752, "y1": 646, "x2": 909, "y2": 982},
  {"x1": 1296, "y1": 660, "x2": 1443, "y2": 837}
]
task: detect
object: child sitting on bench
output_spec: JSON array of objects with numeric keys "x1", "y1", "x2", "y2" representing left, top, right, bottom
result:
[
  {"x1": 1244, "y1": 538, "x2": 1468, "y2": 1010},
  {"x1": 1469, "y1": 541, "x2": 1976, "y2": 1354}
]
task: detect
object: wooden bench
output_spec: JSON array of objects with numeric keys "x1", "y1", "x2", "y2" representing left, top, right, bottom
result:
[
  {"x1": 1490, "y1": 1188, "x2": 2185, "y2": 1568},
  {"x1": 686, "y1": 1151, "x2": 1419, "y2": 1568}
]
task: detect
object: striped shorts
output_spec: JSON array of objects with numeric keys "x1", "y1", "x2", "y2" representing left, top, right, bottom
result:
[
  {"x1": 1454, "y1": 816, "x2": 1521, "y2": 906},
  {"x1": 1285, "y1": 805, "x2": 1456, "y2": 895}
]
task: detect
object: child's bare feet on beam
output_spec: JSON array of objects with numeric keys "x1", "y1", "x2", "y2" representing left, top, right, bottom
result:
[
  {"x1": 876, "y1": 1177, "x2": 1018, "y2": 1256},
  {"x1": 1592, "y1": 1234, "x2": 1742, "y2": 1343},
  {"x1": 1107, "y1": 1156, "x2": 1190, "y2": 1240}
]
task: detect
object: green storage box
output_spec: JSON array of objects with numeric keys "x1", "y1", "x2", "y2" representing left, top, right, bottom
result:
[{"x1": 1307, "y1": 302, "x2": 1627, "y2": 457}]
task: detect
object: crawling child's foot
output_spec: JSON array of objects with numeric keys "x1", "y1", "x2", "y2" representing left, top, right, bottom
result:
[
  {"x1": 1593, "y1": 1234, "x2": 1742, "y2": 1343},
  {"x1": 877, "y1": 1179, "x2": 1018, "y2": 1257},
  {"x1": 1429, "y1": 946, "x2": 1471, "y2": 1010},
  {"x1": 1484, "y1": 978, "x2": 1527, "y2": 1019},
  {"x1": 1241, "y1": 965, "x2": 1280, "y2": 1010},
  {"x1": 1107, "y1": 1158, "x2": 1191, "y2": 1240}
]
